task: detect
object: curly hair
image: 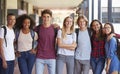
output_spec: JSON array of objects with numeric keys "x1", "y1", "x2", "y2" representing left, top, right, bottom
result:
[{"x1": 15, "y1": 14, "x2": 35, "y2": 30}]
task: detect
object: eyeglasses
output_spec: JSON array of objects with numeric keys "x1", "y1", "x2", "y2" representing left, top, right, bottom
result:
[{"x1": 103, "y1": 27, "x2": 111, "y2": 29}]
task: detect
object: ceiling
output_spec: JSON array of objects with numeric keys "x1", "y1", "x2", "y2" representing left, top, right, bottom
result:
[{"x1": 24, "y1": 0, "x2": 83, "y2": 9}]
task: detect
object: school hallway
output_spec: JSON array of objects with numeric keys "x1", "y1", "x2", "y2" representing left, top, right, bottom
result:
[{"x1": 1, "y1": 0, "x2": 119, "y2": 74}]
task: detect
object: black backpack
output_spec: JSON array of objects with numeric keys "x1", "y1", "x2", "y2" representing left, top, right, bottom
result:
[
  {"x1": 1, "y1": 26, "x2": 7, "y2": 47},
  {"x1": 116, "y1": 38, "x2": 120, "y2": 60},
  {"x1": 108, "y1": 38, "x2": 120, "y2": 60}
]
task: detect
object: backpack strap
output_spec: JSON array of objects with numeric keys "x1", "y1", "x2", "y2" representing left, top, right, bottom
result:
[
  {"x1": 15, "y1": 30, "x2": 20, "y2": 51},
  {"x1": 87, "y1": 27, "x2": 91, "y2": 38},
  {"x1": 35, "y1": 25, "x2": 41, "y2": 37},
  {"x1": 75, "y1": 28, "x2": 79, "y2": 44},
  {"x1": 53, "y1": 27, "x2": 58, "y2": 55},
  {"x1": 15, "y1": 30, "x2": 20, "y2": 41},
  {"x1": 1, "y1": 26, "x2": 7, "y2": 47},
  {"x1": 116, "y1": 38, "x2": 120, "y2": 60},
  {"x1": 15, "y1": 30, "x2": 36, "y2": 50},
  {"x1": 30, "y1": 30, "x2": 35, "y2": 49},
  {"x1": 54, "y1": 28, "x2": 58, "y2": 38}
]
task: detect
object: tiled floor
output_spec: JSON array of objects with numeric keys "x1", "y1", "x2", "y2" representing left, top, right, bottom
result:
[{"x1": 14, "y1": 64, "x2": 106, "y2": 74}]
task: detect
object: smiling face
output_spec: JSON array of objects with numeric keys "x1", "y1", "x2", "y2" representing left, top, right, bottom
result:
[
  {"x1": 78, "y1": 18, "x2": 86, "y2": 28},
  {"x1": 42, "y1": 13, "x2": 52, "y2": 25},
  {"x1": 64, "y1": 17, "x2": 73, "y2": 29},
  {"x1": 77, "y1": 15, "x2": 88, "y2": 29},
  {"x1": 23, "y1": 18, "x2": 30, "y2": 30},
  {"x1": 92, "y1": 21, "x2": 101, "y2": 32},
  {"x1": 7, "y1": 15, "x2": 16, "y2": 27},
  {"x1": 104, "y1": 24, "x2": 112, "y2": 35}
]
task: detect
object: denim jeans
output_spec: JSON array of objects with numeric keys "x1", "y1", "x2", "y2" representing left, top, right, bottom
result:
[
  {"x1": 35, "y1": 58, "x2": 56, "y2": 74},
  {"x1": 0, "y1": 58, "x2": 2, "y2": 74},
  {"x1": 56, "y1": 54, "x2": 74, "y2": 74},
  {"x1": 74, "y1": 59, "x2": 90, "y2": 74},
  {"x1": 90, "y1": 57, "x2": 105, "y2": 74},
  {"x1": 18, "y1": 51, "x2": 36, "y2": 74},
  {"x1": 0, "y1": 58, "x2": 14, "y2": 74}
]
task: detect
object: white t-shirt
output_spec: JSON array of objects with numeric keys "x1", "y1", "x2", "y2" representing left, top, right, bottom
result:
[
  {"x1": 57, "y1": 30, "x2": 76, "y2": 56},
  {"x1": 0, "y1": 26, "x2": 15, "y2": 61},
  {"x1": 18, "y1": 30, "x2": 38, "y2": 52}
]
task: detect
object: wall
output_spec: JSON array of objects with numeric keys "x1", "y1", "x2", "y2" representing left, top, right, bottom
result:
[
  {"x1": 6, "y1": 0, "x2": 17, "y2": 9},
  {"x1": 28, "y1": 3, "x2": 33, "y2": 14}
]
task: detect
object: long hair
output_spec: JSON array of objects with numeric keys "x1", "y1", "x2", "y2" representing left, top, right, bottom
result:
[
  {"x1": 90, "y1": 19, "x2": 104, "y2": 39},
  {"x1": 62, "y1": 16, "x2": 74, "y2": 39},
  {"x1": 104, "y1": 22, "x2": 115, "y2": 34},
  {"x1": 15, "y1": 14, "x2": 35, "y2": 30}
]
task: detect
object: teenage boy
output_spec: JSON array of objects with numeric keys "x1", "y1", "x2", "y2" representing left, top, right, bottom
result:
[{"x1": 0, "y1": 13, "x2": 16, "y2": 74}]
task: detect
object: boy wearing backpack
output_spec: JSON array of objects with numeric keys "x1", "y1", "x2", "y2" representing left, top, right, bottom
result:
[
  {"x1": 0, "y1": 13, "x2": 16, "y2": 74},
  {"x1": 34, "y1": 9, "x2": 59, "y2": 74},
  {"x1": 74, "y1": 15, "x2": 91, "y2": 74}
]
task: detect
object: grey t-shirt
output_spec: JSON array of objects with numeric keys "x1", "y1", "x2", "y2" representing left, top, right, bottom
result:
[{"x1": 75, "y1": 29, "x2": 91, "y2": 60}]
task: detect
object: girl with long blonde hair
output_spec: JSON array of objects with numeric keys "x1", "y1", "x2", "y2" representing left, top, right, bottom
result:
[{"x1": 56, "y1": 16, "x2": 77, "y2": 74}]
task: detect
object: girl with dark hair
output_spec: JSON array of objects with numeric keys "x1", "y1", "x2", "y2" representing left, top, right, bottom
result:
[
  {"x1": 15, "y1": 14, "x2": 35, "y2": 30},
  {"x1": 15, "y1": 14, "x2": 38, "y2": 74},
  {"x1": 90, "y1": 20, "x2": 106, "y2": 74},
  {"x1": 104, "y1": 23, "x2": 120, "y2": 74}
]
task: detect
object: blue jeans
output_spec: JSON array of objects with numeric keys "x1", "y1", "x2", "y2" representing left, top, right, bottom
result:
[
  {"x1": 35, "y1": 58, "x2": 56, "y2": 74},
  {"x1": 18, "y1": 51, "x2": 36, "y2": 74},
  {"x1": 74, "y1": 59, "x2": 90, "y2": 74},
  {"x1": 90, "y1": 57, "x2": 105, "y2": 74},
  {"x1": 56, "y1": 55, "x2": 74, "y2": 74},
  {"x1": 0, "y1": 58, "x2": 14, "y2": 74}
]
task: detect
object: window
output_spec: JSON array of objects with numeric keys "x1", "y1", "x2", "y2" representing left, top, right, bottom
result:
[
  {"x1": 102, "y1": 7, "x2": 120, "y2": 23},
  {"x1": 112, "y1": 7, "x2": 120, "y2": 23}
]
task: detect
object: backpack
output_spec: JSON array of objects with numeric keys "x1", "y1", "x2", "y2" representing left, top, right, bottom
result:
[
  {"x1": 116, "y1": 38, "x2": 120, "y2": 60},
  {"x1": 15, "y1": 29, "x2": 37, "y2": 50},
  {"x1": 1, "y1": 26, "x2": 7, "y2": 47}
]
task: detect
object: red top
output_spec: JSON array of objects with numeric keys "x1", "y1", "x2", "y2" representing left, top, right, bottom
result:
[
  {"x1": 115, "y1": 33, "x2": 120, "y2": 38},
  {"x1": 91, "y1": 34, "x2": 105, "y2": 58},
  {"x1": 35, "y1": 25, "x2": 56, "y2": 59}
]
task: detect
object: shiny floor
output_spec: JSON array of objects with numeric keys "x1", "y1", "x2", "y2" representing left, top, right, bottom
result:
[{"x1": 14, "y1": 64, "x2": 106, "y2": 74}]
